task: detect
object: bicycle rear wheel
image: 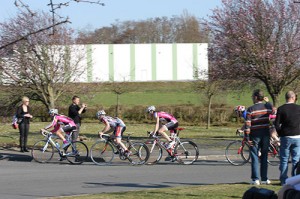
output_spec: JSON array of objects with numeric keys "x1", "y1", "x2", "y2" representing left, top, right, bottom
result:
[
  {"x1": 225, "y1": 140, "x2": 250, "y2": 166},
  {"x1": 31, "y1": 140, "x2": 54, "y2": 163},
  {"x1": 65, "y1": 141, "x2": 89, "y2": 165},
  {"x1": 127, "y1": 142, "x2": 150, "y2": 165},
  {"x1": 145, "y1": 140, "x2": 163, "y2": 165},
  {"x1": 90, "y1": 140, "x2": 115, "y2": 165},
  {"x1": 174, "y1": 141, "x2": 199, "y2": 165}
]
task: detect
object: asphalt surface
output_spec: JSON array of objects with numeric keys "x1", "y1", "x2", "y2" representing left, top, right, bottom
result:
[{"x1": 0, "y1": 147, "x2": 284, "y2": 199}]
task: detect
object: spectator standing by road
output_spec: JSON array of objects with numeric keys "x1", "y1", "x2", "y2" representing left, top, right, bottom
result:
[
  {"x1": 16, "y1": 96, "x2": 33, "y2": 152},
  {"x1": 68, "y1": 96, "x2": 86, "y2": 141},
  {"x1": 275, "y1": 91, "x2": 300, "y2": 185},
  {"x1": 244, "y1": 89, "x2": 273, "y2": 185}
]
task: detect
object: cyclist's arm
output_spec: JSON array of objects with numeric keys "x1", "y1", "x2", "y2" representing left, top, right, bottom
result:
[
  {"x1": 100, "y1": 120, "x2": 111, "y2": 134},
  {"x1": 244, "y1": 110, "x2": 251, "y2": 141},
  {"x1": 153, "y1": 115, "x2": 160, "y2": 133},
  {"x1": 44, "y1": 117, "x2": 57, "y2": 130}
]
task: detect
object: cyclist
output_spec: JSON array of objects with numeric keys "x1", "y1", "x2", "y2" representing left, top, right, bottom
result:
[
  {"x1": 96, "y1": 110, "x2": 130, "y2": 157},
  {"x1": 146, "y1": 105, "x2": 178, "y2": 149},
  {"x1": 40, "y1": 109, "x2": 76, "y2": 148},
  {"x1": 234, "y1": 105, "x2": 247, "y2": 134}
]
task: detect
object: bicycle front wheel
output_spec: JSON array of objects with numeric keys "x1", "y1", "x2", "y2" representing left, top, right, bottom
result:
[
  {"x1": 225, "y1": 140, "x2": 250, "y2": 166},
  {"x1": 174, "y1": 141, "x2": 199, "y2": 165},
  {"x1": 145, "y1": 140, "x2": 163, "y2": 165},
  {"x1": 127, "y1": 142, "x2": 150, "y2": 165},
  {"x1": 267, "y1": 145, "x2": 280, "y2": 166},
  {"x1": 90, "y1": 140, "x2": 115, "y2": 165},
  {"x1": 31, "y1": 140, "x2": 54, "y2": 163},
  {"x1": 65, "y1": 141, "x2": 89, "y2": 165}
]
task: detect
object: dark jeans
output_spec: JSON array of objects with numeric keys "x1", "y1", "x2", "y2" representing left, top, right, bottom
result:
[
  {"x1": 72, "y1": 123, "x2": 81, "y2": 141},
  {"x1": 250, "y1": 133, "x2": 270, "y2": 181},
  {"x1": 19, "y1": 123, "x2": 29, "y2": 150}
]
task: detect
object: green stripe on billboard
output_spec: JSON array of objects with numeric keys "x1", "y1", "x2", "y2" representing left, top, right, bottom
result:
[
  {"x1": 86, "y1": 45, "x2": 93, "y2": 82},
  {"x1": 172, "y1": 43, "x2": 177, "y2": 80},
  {"x1": 130, "y1": 44, "x2": 135, "y2": 81},
  {"x1": 109, "y1": 44, "x2": 114, "y2": 81},
  {"x1": 151, "y1": 44, "x2": 157, "y2": 81},
  {"x1": 193, "y1": 43, "x2": 198, "y2": 79}
]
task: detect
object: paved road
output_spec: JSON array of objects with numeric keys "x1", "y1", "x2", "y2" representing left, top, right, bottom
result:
[{"x1": 0, "y1": 148, "x2": 284, "y2": 199}]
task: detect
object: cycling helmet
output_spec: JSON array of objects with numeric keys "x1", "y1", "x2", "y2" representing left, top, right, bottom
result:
[
  {"x1": 49, "y1": 109, "x2": 58, "y2": 115},
  {"x1": 146, "y1": 106, "x2": 156, "y2": 113},
  {"x1": 234, "y1": 105, "x2": 245, "y2": 113},
  {"x1": 96, "y1": 110, "x2": 106, "y2": 118}
]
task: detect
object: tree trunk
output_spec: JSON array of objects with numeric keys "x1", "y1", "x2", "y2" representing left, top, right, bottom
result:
[
  {"x1": 116, "y1": 94, "x2": 119, "y2": 117},
  {"x1": 207, "y1": 94, "x2": 213, "y2": 129}
]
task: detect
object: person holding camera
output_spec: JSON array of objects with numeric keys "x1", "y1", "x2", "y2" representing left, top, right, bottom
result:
[{"x1": 68, "y1": 96, "x2": 86, "y2": 141}]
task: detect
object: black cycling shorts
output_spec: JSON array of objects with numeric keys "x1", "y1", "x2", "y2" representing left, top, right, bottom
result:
[
  {"x1": 62, "y1": 125, "x2": 76, "y2": 134},
  {"x1": 165, "y1": 122, "x2": 178, "y2": 131}
]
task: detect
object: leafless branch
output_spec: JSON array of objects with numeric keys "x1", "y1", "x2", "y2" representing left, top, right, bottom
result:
[
  {"x1": 14, "y1": 0, "x2": 36, "y2": 16},
  {"x1": 0, "y1": 19, "x2": 70, "y2": 50}
]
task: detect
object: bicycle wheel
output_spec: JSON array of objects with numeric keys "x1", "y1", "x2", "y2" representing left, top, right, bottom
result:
[
  {"x1": 31, "y1": 140, "x2": 54, "y2": 163},
  {"x1": 90, "y1": 140, "x2": 115, "y2": 165},
  {"x1": 174, "y1": 141, "x2": 199, "y2": 165},
  {"x1": 267, "y1": 145, "x2": 280, "y2": 166},
  {"x1": 65, "y1": 141, "x2": 89, "y2": 165},
  {"x1": 225, "y1": 140, "x2": 250, "y2": 166},
  {"x1": 127, "y1": 142, "x2": 150, "y2": 165},
  {"x1": 145, "y1": 140, "x2": 163, "y2": 165}
]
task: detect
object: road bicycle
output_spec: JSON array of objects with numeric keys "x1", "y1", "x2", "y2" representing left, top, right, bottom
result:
[
  {"x1": 225, "y1": 130, "x2": 280, "y2": 166},
  {"x1": 145, "y1": 128, "x2": 199, "y2": 165},
  {"x1": 90, "y1": 133, "x2": 150, "y2": 165},
  {"x1": 31, "y1": 129, "x2": 89, "y2": 164}
]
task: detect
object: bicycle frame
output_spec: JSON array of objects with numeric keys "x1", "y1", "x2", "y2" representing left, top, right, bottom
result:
[
  {"x1": 148, "y1": 132, "x2": 182, "y2": 157},
  {"x1": 41, "y1": 130, "x2": 75, "y2": 157}
]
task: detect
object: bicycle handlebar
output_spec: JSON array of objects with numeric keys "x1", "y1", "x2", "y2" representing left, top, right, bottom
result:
[
  {"x1": 40, "y1": 129, "x2": 52, "y2": 137},
  {"x1": 100, "y1": 134, "x2": 111, "y2": 139}
]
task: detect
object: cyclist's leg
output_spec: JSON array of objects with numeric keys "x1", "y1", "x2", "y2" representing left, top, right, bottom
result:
[
  {"x1": 114, "y1": 126, "x2": 127, "y2": 151},
  {"x1": 158, "y1": 125, "x2": 172, "y2": 142},
  {"x1": 54, "y1": 129, "x2": 66, "y2": 142}
]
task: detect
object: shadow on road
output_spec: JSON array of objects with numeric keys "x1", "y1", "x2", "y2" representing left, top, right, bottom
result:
[{"x1": 0, "y1": 151, "x2": 33, "y2": 162}]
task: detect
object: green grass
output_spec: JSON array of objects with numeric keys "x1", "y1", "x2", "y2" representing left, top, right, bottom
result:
[{"x1": 46, "y1": 183, "x2": 282, "y2": 199}]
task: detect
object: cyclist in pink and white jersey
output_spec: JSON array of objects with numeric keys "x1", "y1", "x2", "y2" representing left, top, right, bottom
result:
[
  {"x1": 96, "y1": 110, "x2": 131, "y2": 157},
  {"x1": 146, "y1": 105, "x2": 178, "y2": 149},
  {"x1": 40, "y1": 109, "x2": 76, "y2": 148}
]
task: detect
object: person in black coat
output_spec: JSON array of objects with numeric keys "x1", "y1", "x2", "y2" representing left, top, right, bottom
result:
[
  {"x1": 275, "y1": 91, "x2": 300, "y2": 185},
  {"x1": 16, "y1": 96, "x2": 33, "y2": 152},
  {"x1": 68, "y1": 96, "x2": 86, "y2": 141}
]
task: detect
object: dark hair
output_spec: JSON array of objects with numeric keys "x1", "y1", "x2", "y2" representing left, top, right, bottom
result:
[
  {"x1": 72, "y1": 96, "x2": 80, "y2": 101},
  {"x1": 252, "y1": 89, "x2": 264, "y2": 101}
]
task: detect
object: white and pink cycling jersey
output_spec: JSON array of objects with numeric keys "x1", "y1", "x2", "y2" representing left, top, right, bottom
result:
[
  {"x1": 154, "y1": 111, "x2": 178, "y2": 123},
  {"x1": 45, "y1": 114, "x2": 76, "y2": 133}
]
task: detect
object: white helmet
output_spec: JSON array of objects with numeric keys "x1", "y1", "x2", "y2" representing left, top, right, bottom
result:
[
  {"x1": 234, "y1": 105, "x2": 245, "y2": 113},
  {"x1": 49, "y1": 109, "x2": 58, "y2": 115},
  {"x1": 96, "y1": 110, "x2": 106, "y2": 118},
  {"x1": 146, "y1": 106, "x2": 156, "y2": 113}
]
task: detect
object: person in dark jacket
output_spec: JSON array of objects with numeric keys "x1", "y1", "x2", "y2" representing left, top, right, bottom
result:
[
  {"x1": 244, "y1": 89, "x2": 273, "y2": 185},
  {"x1": 16, "y1": 96, "x2": 33, "y2": 152},
  {"x1": 68, "y1": 96, "x2": 86, "y2": 141},
  {"x1": 275, "y1": 91, "x2": 300, "y2": 185}
]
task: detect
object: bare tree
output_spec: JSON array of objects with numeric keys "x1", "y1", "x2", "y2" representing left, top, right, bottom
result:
[
  {"x1": 0, "y1": 12, "x2": 86, "y2": 109},
  {"x1": 76, "y1": 12, "x2": 209, "y2": 44},
  {"x1": 208, "y1": 0, "x2": 300, "y2": 106}
]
